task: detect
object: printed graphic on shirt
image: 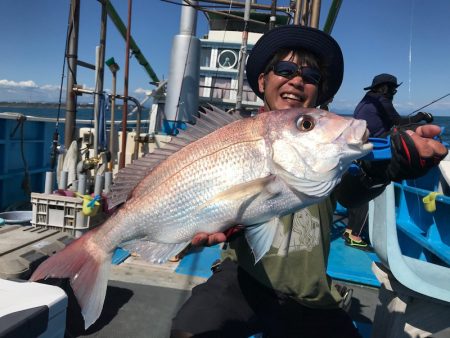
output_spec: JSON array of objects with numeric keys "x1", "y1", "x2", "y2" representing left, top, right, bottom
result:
[{"x1": 272, "y1": 209, "x2": 320, "y2": 255}]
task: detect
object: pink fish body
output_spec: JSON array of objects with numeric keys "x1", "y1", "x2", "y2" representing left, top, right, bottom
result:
[{"x1": 31, "y1": 106, "x2": 372, "y2": 328}]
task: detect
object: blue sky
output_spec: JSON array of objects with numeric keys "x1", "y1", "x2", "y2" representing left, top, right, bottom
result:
[{"x1": 1, "y1": 0, "x2": 449, "y2": 116}]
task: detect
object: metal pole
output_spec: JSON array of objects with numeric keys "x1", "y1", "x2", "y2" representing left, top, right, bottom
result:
[
  {"x1": 322, "y1": 0, "x2": 343, "y2": 34},
  {"x1": 64, "y1": 0, "x2": 80, "y2": 150},
  {"x1": 120, "y1": 0, "x2": 132, "y2": 169},
  {"x1": 310, "y1": 0, "x2": 321, "y2": 28},
  {"x1": 303, "y1": 0, "x2": 310, "y2": 26},
  {"x1": 269, "y1": 0, "x2": 277, "y2": 29},
  {"x1": 293, "y1": 0, "x2": 301, "y2": 24},
  {"x1": 235, "y1": 0, "x2": 251, "y2": 113},
  {"x1": 192, "y1": 0, "x2": 288, "y2": 11},
  {"x1": 131, "y1": 97, "x2": 142, "y2": 161},
  {"x1": 93, "y1": 1, "x2": 107, "y2": 157},
  {"x1": 109, "y1": 69, "x2": 117, "y2": 171}
]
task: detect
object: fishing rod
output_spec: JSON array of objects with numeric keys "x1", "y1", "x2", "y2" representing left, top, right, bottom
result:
[{"x1": 408, "y1": 92, "x2": 450, "y2": 116}]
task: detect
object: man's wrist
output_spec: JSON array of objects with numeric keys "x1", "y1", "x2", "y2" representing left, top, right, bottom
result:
[{"x1": 358, "y1": 160, "x2": 391, "y2": 188}]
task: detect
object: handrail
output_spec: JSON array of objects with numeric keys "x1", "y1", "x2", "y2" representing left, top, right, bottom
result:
[{"x1": 0, "y1": 112, "x2": 147, "y2": 126}]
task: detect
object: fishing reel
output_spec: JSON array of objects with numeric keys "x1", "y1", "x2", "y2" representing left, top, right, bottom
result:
[
  {"x1": 79, "y1": 152, "x2": 111, "y2": 172},
  {"x1": 78, "y1": 150, "x2": 111, "y2": 176},
  {"x1": 81, "y1": 157, "x2": 100, "y2": 172}
]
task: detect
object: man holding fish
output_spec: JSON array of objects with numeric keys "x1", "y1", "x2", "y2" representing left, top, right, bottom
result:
[
  {"x1": 171, "y1": 25, "x2": 448, "y2": 337},
  {"x1": 30, "y1": 25, "x2": 447, "y2": 336}
]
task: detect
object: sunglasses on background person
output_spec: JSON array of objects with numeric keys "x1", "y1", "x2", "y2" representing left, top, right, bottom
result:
[
  {"x1": 270, "y1": 61, "x2": 322, "y2": 85},
  {"x1": 388, "y1": 86, "x2": 398, "y2": 95}
]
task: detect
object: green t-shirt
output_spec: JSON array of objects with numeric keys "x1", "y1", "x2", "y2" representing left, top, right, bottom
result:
[{"x1": 221, "y1": 197, "x2": 342, "y2": 309}]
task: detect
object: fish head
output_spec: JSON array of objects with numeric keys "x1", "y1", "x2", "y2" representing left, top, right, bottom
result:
[{"x1": 266, "y1": 108, "x2": 373, "y2": 198}]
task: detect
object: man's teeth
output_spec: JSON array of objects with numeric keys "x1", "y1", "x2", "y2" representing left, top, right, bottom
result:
[{"x1": 282, "y1": 93, "x2": 302, "y2": 101}]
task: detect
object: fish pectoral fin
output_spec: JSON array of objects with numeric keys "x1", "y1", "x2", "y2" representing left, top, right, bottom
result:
[
  {"x1": 245, "y1": 218, "x2": 279, "y2": 263},
  {"x1": 121, "y1": 240, "x2": 191, "y2": 264},
  {"x1": 198, "y1": 175, "x2": 281, "y2": 212}
]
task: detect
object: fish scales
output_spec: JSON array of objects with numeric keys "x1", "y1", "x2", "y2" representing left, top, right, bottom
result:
[{"x1": 96, "y1": 116, "x2": 270, "y2": 246}]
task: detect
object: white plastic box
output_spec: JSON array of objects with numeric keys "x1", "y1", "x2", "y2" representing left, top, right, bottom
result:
[
  {"x1": 0, "y1": 278, "x2": 67, "y2": 338},
  {"x1": 31, "y1": 192, "x2": 104, "y2": 237}
]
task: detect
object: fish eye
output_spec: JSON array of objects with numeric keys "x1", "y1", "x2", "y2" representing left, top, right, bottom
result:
[{"x1": 296, "y1": 116, "x2": 315, "y2": 132}]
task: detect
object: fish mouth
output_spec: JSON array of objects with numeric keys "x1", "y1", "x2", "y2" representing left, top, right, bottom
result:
[
  {"x1": 345, "y1": 120, "x2": 370, "y2": 145},
  {"x1": 360, "y1": 129, "x2": 374, "y2": 153},
  {"x1": 362, "y1": 128, "x2": 370, "y2": 144},
  {"x1": 344, "y1": 121, "x2": 373, "y2": 156}
]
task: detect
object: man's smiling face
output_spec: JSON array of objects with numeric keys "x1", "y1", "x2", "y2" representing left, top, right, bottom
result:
[{"x1": 258, "y1": 52, "x2": 319, "y2": 110}]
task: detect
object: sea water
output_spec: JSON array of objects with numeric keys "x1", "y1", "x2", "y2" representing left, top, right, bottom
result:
[{"x1": 0, "y1": 105, "x2": 449, "y2": 144}]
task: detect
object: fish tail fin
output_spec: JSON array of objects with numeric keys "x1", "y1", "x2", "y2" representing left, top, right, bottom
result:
[{"x1": 30, "y1": 229, "x2": 112, "y2": 329}]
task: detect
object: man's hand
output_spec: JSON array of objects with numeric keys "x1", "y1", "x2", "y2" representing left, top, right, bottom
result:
[
  {"x1": 385, "y1": 124, "x2": 448, "y2": 182},
  {"x1": 191, "y1": 232, "x2": 227, "y2": 247},
  {"x1": 407, "y1": 124, "x2": 447, "y2": 159},
  {"x1": 191, "y1": 226, "x2": 244, "y2": 247}
]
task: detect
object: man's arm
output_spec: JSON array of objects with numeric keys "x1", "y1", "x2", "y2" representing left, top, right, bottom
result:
[{"x1": 336, "y1": 124, "x2": 448, "y2": 208}]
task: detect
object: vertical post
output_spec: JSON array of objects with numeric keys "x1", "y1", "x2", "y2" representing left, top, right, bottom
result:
[
  {"x1": 94, "y1": 175, "x2": 104, "y2": 196},
  {"x1": 64, "y1": 0, "x2": 80, "y2": 150},
  {"x1": 310, "y1": 0, "x2": 321, "y2": 28},
  {"x1": 293, "y1": 0, "x2": 302, "y2": 25},
  {"x1": 106, "y1": 57, "x2": 119, "y2": 171},
  {"x1": 104, "y1": 171, "x2": 113, "y2": 193},
  {"x1": 93, "y1": 1, "x2": 108, "y2": 157},
  {"x1": 163, "y1": 0, "x2": 200, "y2": 134},
  {"x1": 78, "y1": 174, "x2": 86, "y2": 195},
  {"x1": 60, "y1": 171, "x2": 68, "y2": 190},
  {"x1": 45, "y1": 172, "x2": 55, "y2": 194},
  {"x1": 120, "y1": 0, "x2": 132, "y2": 169},
  {"x1": 235, "y1": 0, "x2": 251, "y2": 114},
  {"x1": 301, "y1": 0, "x2": 310, "y2": 26},
  {"x1": 322, "y1": 0, "x2": 343, "y2": 34},
  {"x1": 269, "y1": 0, "x2": 277, "y2": 30},
  {"x1": 109, "y1": 69, "x2": 117, "y2": 170}
]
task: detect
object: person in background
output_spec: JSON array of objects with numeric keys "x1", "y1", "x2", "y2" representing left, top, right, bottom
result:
[
  {"x1": 344, "y1": 73, "x2": 435, "y2": 250},
  {"x1": 171, "y1": 26, "x2": 447, "y2": 338},
  {"x1": 354, "y1": 73, "x2": 433, "y2": 137}
]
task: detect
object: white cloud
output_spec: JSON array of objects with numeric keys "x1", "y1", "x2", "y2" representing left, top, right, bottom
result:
[
  {"x1": 0, "y1": 79, "x2": 38, "y2": 88},
  {"x1": 41, "y1": 84, "x2": 61, "y2": 91},
  {"x1": 0, "y1": 79, "x2": 63, "y2": 102},
  {"x1": 134, "y1": 87, "x2": 151, "y2": 95}
]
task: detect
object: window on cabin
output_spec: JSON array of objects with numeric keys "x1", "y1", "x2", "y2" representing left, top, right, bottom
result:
[
  {"x1": 211, "y1": 77, "x2": 232, "y2": 99},
  {"x1": 200, "y1": 47, "x2": 212, "y2": 67}
]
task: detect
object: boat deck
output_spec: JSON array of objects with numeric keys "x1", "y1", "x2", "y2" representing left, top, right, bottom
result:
[
  {"x1": 70, "y1": 255, "x2": 379, "y2": 338},
  {"x1": 66, "y1": 215, "x2": 380, "y2": 338},
  {"x1": 0, "y1": 213, "x2": 381, "y2": 338}
]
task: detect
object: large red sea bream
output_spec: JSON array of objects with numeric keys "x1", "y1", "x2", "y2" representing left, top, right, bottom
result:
[{"x1": 31, "y1": 106, "x2": 372, "y2": 328}]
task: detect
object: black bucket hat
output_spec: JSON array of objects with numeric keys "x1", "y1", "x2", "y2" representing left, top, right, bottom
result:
[
  {"x1": 364, "y1": 73, "x2": 402, "y2": 90},
  {"x1": 246, "y1": 25, "x2": 344, "y2": 106}
]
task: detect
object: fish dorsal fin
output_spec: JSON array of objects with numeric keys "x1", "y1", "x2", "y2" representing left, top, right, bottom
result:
[{"x1": 106, "y1": 105, "x2": 241, "y2": 209}]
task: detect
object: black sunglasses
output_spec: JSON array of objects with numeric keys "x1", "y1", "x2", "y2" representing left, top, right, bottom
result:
[
  {"x1": 271, "y1": 61, "x2": 321, "y2": 85},
  {"x1": 388, "y1": 87, "x2": 398, "y2": 95}
]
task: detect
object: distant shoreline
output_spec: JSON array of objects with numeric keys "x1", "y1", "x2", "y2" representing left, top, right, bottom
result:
[{"x1": 0, "y1": 102, "x2": 123, "y2": 110}]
